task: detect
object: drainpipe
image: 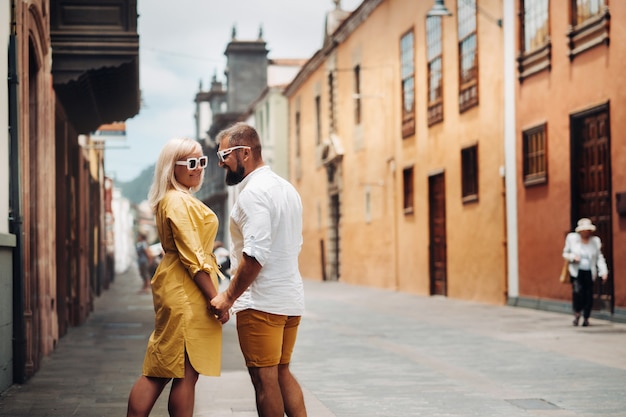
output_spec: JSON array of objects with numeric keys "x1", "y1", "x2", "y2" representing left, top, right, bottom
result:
[
  {"x1": 503, "y1": 0, "x2": 519, "y2": 301},
  {"x1": 8, "y1": 28, "x2": 26, "y2": 383}
]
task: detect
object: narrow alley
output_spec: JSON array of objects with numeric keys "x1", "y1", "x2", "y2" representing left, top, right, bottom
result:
[{"x1": 1, "y1": 265, "x2": 625, "y2": 417}]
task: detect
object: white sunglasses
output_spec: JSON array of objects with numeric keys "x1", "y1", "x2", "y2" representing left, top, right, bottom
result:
[
  {"x1": 175, "y1": 156, "x2": 208, "y2": 170},
  {"x1": 217, "y1": 146, "x2": 251, "y2": 163}
]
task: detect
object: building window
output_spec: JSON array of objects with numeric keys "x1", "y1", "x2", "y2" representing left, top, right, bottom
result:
[
  {"x1": 457, "y1": 0, "x2": 478, "y2": 112},
  {"x1": 354, "y1": 65, "x2": 362, "y2": 125},
  {"x1": 328, "y1": 71, "x2": 336, "y2": 133},
  {"x1": 365, "y1": 187, "x2": 371, "y2": 223},
  {"x1": 573, "y1": 0, "x2": 606, "y2": 24},
  {"x1": 265, "y1": 102, "x2": 270, "y2": 140},
  {"x1": 518, "y1": 0, "x2": 551, "y2": 81},
  {"x1": 400, "y1": 29, "x2": 415, "y2": 138},
  {"x1": 522, "y1": 123, "x2": 548, "y2": 186},
  {"x1": 461, "y1": 144, "x2": 478, "y2": 202},
  {"x1": 426, "y1": 16, "x2": 443, "y2": 126},
  {"x1": 522, "y1": 0, "x2": 550, "y2": 50},
  {"x1": 403, "y1": 166, "x2": 414, "y2": 213},
  {"x1": 295, "y1": 110, "x2": 301, "y2": 158},
  {"x1": 568, "y1": 0, "x2": 609, "y2": 60},
  {"x1": 315, "y1": 95, "x2": 322, "y2": 145}
]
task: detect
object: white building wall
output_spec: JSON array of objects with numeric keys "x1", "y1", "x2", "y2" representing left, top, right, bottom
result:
[
  {"x1": 253, "y1": 88, "x2": 290, "y2": 180},
  {"x1": 0, "y1": 2, "x2": 14, "y2": 394},
  {"x1": 198, "y1": 101, "x2": 212, "y2": 140},
  {"x1": 267, "y1": 65, "x2": 302, "y2": 87},
  {"x1": 269, "y1": 89, "x2": 289, "y2": 180},
  {"x1": 112, "y1": 187, "x2": 135, "y2": 274}
]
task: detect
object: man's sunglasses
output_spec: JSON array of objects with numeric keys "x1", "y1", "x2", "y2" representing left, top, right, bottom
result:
[
  {"x1": 217, "y1": 146, "x2": 251, "y2": 163},
  {"x1": 175, "y1": 156, "x2": 208, "y2": 170}
]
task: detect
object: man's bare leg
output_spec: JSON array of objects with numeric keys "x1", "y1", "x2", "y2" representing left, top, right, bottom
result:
[
  {"x1": 248, "y1": 365, "x2": 284, "y2": 417},
  {"x1": 278, "y1": 363, "x2": 307, "y2": 417}
]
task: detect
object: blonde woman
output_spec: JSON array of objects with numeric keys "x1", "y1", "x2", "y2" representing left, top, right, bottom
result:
[
  {"x1": 562, "y1": 218, "x2": 608, "y2": 327},
  {"x1": 127, "y1": 137, "x2": 228, "y2": 417}
]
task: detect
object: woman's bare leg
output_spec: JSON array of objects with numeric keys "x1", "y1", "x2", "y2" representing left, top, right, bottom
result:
[
  {"x1": 127, "y1": 375, "x2": 170, "y2": 417},
  {"x1": 167, "y1": 352, "x2": 199, "y2": 417}
]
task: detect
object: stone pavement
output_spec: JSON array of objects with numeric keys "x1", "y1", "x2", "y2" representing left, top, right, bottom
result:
[{"x1": 1, "y1": 265, "x2": 626, "y2": 417}]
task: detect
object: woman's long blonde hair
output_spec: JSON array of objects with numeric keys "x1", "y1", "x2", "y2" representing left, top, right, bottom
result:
[{"x1": 148, "y1": 137, "x2": 205, "y2": 213}]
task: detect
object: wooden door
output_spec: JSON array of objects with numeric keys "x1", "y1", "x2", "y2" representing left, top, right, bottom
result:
[
  {"x1": 24, "y1": 42, "x2": 41, "y2": 378},
  {"x1": 328, "y1": 193, "x2": 341, "y2": 281},
  {"x1": 570, "y1": 103, "x2": 613, "y2": 313},
  {"x1": 429, "y1": 173, "x2": 447, "y2": 296}
]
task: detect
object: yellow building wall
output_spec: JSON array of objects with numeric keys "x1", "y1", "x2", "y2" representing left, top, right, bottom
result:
[
  {"x1": 289, "y1": 0, "x2": 506, "y2": 304},
  {"x1": 291, "y1": 78, "x2": 329, "y2": 283},
  {"x1": 409, "y1": 0, "x2": 506, "y2": 303}
]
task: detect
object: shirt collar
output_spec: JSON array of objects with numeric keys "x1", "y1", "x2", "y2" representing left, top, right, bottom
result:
[{"x1": 239, "y1": 165, "x2": 269, "y2": 190}]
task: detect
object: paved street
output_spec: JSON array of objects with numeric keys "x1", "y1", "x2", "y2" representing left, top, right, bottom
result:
[{"x1": 1, "y1": 265, "x2": 626, "y2": 417}]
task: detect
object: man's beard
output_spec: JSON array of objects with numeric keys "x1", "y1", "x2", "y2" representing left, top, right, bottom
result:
[{"x1": 225, "y1": 164, "x2": 246, "y2": 185}]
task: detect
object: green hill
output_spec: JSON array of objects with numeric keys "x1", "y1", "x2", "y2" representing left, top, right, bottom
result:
[{"x1": 115, "y1": 165, "x2": 155, "y2": 205}]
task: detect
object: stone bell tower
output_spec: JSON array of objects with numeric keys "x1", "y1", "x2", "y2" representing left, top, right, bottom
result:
[{"x1": 223, "y1": 25, "x2": 269, "y2": 113}]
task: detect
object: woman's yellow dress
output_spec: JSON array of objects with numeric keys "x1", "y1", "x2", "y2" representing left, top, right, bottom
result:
[{"x1": 142, "y1": 189, "x2": 222, "y2": 378}]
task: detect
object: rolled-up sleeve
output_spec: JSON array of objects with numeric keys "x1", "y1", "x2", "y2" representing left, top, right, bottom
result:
[
  {"x1": 238, "y1": 191, "x2": 272, "y2": 267},
  {"x1": 164, "y1": 196, "x2": 215, "y2": 278}
]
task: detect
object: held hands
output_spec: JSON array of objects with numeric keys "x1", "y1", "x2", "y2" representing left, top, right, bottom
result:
[
  {"x1": 210, "y1": 292, "x2": 234, "y2": 324},
  {"x1": 211, "y1": 306, "x2": 230, "y2": 324},
  {"x1": 211, "y1": 292, "x2": 234, "y2": 316}
]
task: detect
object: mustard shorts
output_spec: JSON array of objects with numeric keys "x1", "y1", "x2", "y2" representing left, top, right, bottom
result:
[{"x1": 236, "y1": 309, "x2": 302, "y2": 368}]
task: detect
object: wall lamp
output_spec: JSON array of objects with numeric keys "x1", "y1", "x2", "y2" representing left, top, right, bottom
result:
[
  {"x1": 426, "y1": 0, "x2": 453, "y2": 17},
  {"x1": 426, "y1": 0, "x2": 502, "y2": 28}
]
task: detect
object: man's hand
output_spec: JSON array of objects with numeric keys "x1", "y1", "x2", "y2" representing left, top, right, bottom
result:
[
  {"x1": 211, "y1": 292, "x2": 234, "y2": 316},
  {"x1": 209, "y1": 254, "x2": 261, "y2": 324},
  {"x1": 209, "y1": 298, "x2": 230, "y2": 324}
]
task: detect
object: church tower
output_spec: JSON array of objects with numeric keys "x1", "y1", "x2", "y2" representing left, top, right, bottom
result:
[{"x1": 224, "y1": 25, "x2": 269, "y2": 113}]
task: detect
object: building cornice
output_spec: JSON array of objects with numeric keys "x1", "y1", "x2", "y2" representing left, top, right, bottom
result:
[{"x1": 284, "y1": 0, "x2": 384, "y2": 97}]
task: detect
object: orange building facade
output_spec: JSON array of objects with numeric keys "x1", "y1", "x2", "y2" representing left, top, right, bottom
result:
[
  {"x1": 285, "y1": 0, "x2": 507, "y2": 304},
  {"x1": 514, "y1": 0, "x2": 626, "y2": 318}
]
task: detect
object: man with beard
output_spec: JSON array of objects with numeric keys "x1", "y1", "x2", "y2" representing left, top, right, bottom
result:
[{"x1": 211, "y1": 122, "x2": 307, "y2": 417}]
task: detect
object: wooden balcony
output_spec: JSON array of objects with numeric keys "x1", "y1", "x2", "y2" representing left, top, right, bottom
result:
[{"x1": 50, "y1": 0, "x2": 140, "y2": 133}]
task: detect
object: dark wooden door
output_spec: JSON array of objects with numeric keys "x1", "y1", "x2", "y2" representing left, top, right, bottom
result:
[
  {"x1": 329, "y1": 193, "x2": 341, "y2": 281},
  {"x1": 429, "y1": 173, "x2": 447, "y2": 296},
  {"x1": 25, "y1": 44, "x2": 41, "y2": 379},
  {"x1": 571, "y1": 103, "x2": 613, "y2": 313}
]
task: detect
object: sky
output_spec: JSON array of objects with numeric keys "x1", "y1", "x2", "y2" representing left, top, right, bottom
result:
[{"x1": 105, "y1": 0, "x2": 363, "y2": 183}]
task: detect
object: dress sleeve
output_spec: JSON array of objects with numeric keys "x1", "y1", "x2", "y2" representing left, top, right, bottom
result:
[{"x1": 165, "y1": 193, "x2": 216, "y2": 279}]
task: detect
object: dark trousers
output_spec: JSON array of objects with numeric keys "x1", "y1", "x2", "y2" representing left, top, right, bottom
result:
[{"x1": 572, "y1": 270, "x2": 593, "y2": 319}]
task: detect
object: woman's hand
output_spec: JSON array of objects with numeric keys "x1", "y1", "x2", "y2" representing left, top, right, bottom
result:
[{"x1": 211, "y1": 306, "x2": 230, "y2": 324}]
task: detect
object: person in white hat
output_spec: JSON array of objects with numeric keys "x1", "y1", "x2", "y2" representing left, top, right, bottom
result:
[{"x1": 562, "y1": 218, "x2": 609, "y2": 326}]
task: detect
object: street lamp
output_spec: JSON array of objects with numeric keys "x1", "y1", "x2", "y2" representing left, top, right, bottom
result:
[{"x1": 427, "y1": 0, "x2": 502, "y2": 27}]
